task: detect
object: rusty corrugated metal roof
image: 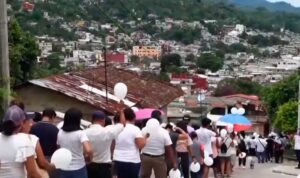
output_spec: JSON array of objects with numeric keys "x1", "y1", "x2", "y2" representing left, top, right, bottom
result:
[{"x1": 29, "y1": 66, "x2": 184, "y2": 114}]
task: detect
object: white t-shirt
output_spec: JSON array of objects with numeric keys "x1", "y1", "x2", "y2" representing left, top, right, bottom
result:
[
  {"x1": 0, "y1": 133, "x2": 35, "y2": 178},
  {"x1": 196, "y1": 127, "x2": 216, "y2": 155},
  {"x1": 295, "y1": 135, "x2": 300, "y2": 150},
  {"x1": 255, "y1": 138, "x2": 267, "y2": 152},
  {"x1": 218, "y1": 136, "x2": 233, "y2": 157},
  {"x1": 113, "y1": 123, "x2": 143, "y2": 163},
  {"x1": 141, "y1": 127, "x2": 172, "y2": 155},
  {"x1": 57, "y1": 130, "x2": 89, "y2": 170},
  {"x1": 28, "y1": 134, "x2": 39, "y2": 158},
  {"x1": 85, "y1": 124, "x2": 124, "y2": 163},
  {"x1": 250, "y1": 139, "x2": 256, "y2": 149}
]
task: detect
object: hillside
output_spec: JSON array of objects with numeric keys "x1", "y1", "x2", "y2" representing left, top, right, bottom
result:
[
  {"x1": 9, "y1": 0, "x2": 300, "y2": 40},
  {"x1": 229, "y1": 0, "x2": 300, "y2": 13}
]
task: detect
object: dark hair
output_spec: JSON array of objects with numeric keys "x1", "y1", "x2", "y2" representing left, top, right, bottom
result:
[
  {"x1": 42, "y1": 108, "x2": 56, "y2": 118},
  {"x1": 105, "y1": 118, "x2": 112, "y2": 127},
  {"x1": 62, "y1": 108, "x2": 82, "y2": 132},
  {"x1": 165, "y1": 123, "x2": 173, "y2": 130},
  {"x1": 176, "y1": 120, "x2": 188, "y2": 133},
  {"x1": 2, "y1": 120, "x2": 19, "y2": 136},
  {"x1": 123, "y1": 108, "x2": 135, "y2": 121},
  {"x1": 113, "y1": 113, "x2": 120, "y2": 123},
  {"x1": 201, "y1": 118, "x2": 211, "y2": 127},
  {"x1": 9, "y1": 100, "x2": 25, "y2": 110},
  {"x1": 33, "y1": 112, "x2": 42, "y2": 122},
  {"x1": 190, "y1": 131, "x2": 198, "y2": 140},
  {"x1": 151, "y1": 110, "x2": 162, "y2": 123}
]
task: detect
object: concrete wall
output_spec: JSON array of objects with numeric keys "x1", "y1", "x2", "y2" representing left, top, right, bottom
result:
[{"x1": 16, "y1": 84, "x2": 100, "y2": 121}]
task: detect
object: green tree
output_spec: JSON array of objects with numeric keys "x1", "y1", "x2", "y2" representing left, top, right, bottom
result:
[
  {"x1": 9, "y1": 19, "x2": 40, "y2": 85},
  {"x1": 197, "y1": 53, "x2": 223, "y2": 72},
  {"x1": 262, "y1": 72, "x2": 300, "y2": 120},
  {"x1": 160, "y1": 53, "x2": 182, "y2": 72},
  {"x1": 274, "y1": 101, "x2": 298, "y2": 133},
  {"x1": 130, "y1": 55, "x2": 140, "y2": 65},
  {"x1": 185, "y1": 54, "x2": 196, "y2": 62},
  {"x1": 213, "y1": 78, "x2": 262, "y2": 97},
  {"x1": 47, "y1": 53, "x2": 62, "y2": 69}
]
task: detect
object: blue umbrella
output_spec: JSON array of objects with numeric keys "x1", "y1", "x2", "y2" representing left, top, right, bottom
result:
[{"x1": 219, "y1": 114, "x2": 251, "y2": 125}]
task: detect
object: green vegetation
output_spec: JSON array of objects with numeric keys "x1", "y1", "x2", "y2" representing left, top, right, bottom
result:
[
  {"x1": 9, "y1": 0, "x2": 300, "y2": 40},
  {"x1": 9, "y1": 19, "x2": 40, "y2": 86},
  {"x1": 247, "y1": 35, "x2": 289, "y2": 47},
  {"x1": 262, "y1": 73, "x2": 300, "y2": 121},
  {"x1": 213, "y1": 78, "x2": 262, "y2": 97},
  {"x1": 160, "y1": 27, "x2": 201, "y2": 45},
  {"x1": 160, "y1": 53, "x2": 182, "y2": 72},
  {"x1": 274, "y1": 100, "x2": 298, "y2": 133},
  {"x1": 9, "y1": 20, "x2": 66, "y2": 86},
  {"x1": 197, "y1": 53, "x2": 223, "y2": 72}
]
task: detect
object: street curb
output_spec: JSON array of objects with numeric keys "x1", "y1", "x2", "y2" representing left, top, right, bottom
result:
[{"x1": 272, "y1": 169, "x2": 298, "y2": 176}]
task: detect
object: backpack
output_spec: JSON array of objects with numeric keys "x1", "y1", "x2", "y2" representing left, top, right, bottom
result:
[{"x1": 220, "y1": 137, "x2": 229, "y2": 154}]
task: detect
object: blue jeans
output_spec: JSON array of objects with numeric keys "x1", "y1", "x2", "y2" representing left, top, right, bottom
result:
[
  {"x1": 257, "y1": 152, "x2": 265, "y2": 163},
  {"x1": 59, "y1": 166, "x2": 88, "y2": 178},
  {"x1": 114, "y1": 161, "x2": 141, "y2": 178}
]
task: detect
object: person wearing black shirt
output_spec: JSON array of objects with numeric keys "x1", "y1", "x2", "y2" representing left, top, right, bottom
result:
[{"x1": 30, "y1": 108, "x2": 59, "y2": 178}]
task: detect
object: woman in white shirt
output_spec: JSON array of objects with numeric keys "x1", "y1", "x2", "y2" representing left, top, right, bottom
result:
[
  {"x1": 0, "y1": 106, "x2": 41, "y2": 178},
  {"x1": 294, "y1": 129, "x2": 300, "y2": 169},
  {"x1": 113, "y1": 108, "x2": 146, "y2": 178},
  {"x1": 57, "y1": 108, "x2": 93, "y2": 178}
]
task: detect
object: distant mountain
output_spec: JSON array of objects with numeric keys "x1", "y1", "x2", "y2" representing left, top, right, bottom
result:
[{"x1": 229, "y1": 0, "x2": 300, "y2": 13}]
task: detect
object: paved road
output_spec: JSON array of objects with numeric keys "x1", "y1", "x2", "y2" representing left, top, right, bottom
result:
[{"x1": 226, "y1": 163, "x2": 293, "y2": 178}]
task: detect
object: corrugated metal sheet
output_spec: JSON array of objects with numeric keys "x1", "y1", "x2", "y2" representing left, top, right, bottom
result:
[{"x1": 29, "y1": 66, "x2": 184, "y2": 114}]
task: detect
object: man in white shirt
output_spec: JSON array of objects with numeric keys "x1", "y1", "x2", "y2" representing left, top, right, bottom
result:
[
  {"x1": 85, "y1": 111, "x2": 125, "y2": 178},
  {"x1": 255, "y1": 136, "x2": 267, "y2": 164},
  {"x1": 140, "y1": 111, "x2": 177, "y2": 178},
  {"x1": 195, "y1": 118, "x2": 216, "y2": 178}
]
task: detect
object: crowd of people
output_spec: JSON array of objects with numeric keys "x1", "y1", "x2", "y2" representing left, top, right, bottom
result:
[{"x1": 0, "y1": 102, "x2": 297, "y2": 178}]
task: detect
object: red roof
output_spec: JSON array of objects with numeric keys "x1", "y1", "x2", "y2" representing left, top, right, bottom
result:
[
  {"x1": 23, "y1": 2, "x2": 34, "y2": 11},
  {"x1": 106, "y1": 52, "x2": 126, "y2": 63},
  {"x1": 28, "y1": 66, "x2": 184, "y2": 114}
]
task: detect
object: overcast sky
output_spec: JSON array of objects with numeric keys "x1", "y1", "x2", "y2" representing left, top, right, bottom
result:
[{"x1": 267, "y1": 0, "x2": 300, "y2": 7}]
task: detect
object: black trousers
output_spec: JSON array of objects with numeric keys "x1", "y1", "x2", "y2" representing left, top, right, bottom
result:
[
  {"x1": 87, "y1": 162, "x2": 112, "y2": 178},
  {"x1": 178, "y1": 152, "x2": 190, "y2": 178},
  {"x1": 295, "y1": 150, "x2": 300, "y2": 168},
  {"x1": 238, "y1": 157, "x2": 246, "y2": 166},
  {"x1": 274, "y1": 150, "x2": 284, "y2": 163}
]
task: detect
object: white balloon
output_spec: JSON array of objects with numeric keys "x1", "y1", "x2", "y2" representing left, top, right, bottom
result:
[
  {"x1": 204, "y1": 150, "x2": 210, "y2": 158},
  {"x1": 204, "y1": 157, "x2": 214, "y2": 166},
  {"x1": 190, "y1": 162, "x2": 201, "y2": 173},
  {"x1": 51, "y1": 148, "x2": 72, "y2": 169},
  {"x1": 238, "y1": 108, "x2": 245, "y2": 115},
  {"x1": 239, "y1": 152, "x2": 247, "y2": 159},
  {"x1": 227, "y1": 124, "x2": 234, "y2": 133},
  {"x1": 169, "y1": 169, "x2": 181, "y2": 178},
  {"x1": 231, "y1": 107, "x2": 238, "y2": 114},
  {"x1": 131, "y1": 107, "x2": 139, "y2": 112},
  {"x1": 114, "y1": 82, "x2": 128, "y2": 100},
  {"x1": 220, "y1": 129, "x2": 227, "y2": 138}
]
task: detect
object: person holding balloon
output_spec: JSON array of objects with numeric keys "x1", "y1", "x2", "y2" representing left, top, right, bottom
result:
[
  {"x1": 0, "y1": 106, "x2": 42, "y2": 178},
  {"x1": 113, "y1": 107, "x2": 147, "y2": 178},
  {"x1": 195, "y1": 118, "x2": 216, "y2": 178},
  {"x1": 57, "y1": 108, "x2": 93, "y2": 178},
  {"x1": 85, "y1": 110, "x2": 125, "y2": 178},
  {"x1": 218, "y1": 129, "x2": 233, "y2": 178}
]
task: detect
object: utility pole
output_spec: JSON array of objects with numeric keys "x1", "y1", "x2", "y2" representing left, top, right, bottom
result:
[
  {"x1": 0, "y1": 0, "x2": 10, "y2": 112},
  {"x1": 298, "y1": 81, "x2": 300, "y2": 129}
]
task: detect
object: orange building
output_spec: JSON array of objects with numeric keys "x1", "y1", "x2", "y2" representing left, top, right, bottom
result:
[{"x1": 132, "y1": 46, "x2": 162, "y2": 58}]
